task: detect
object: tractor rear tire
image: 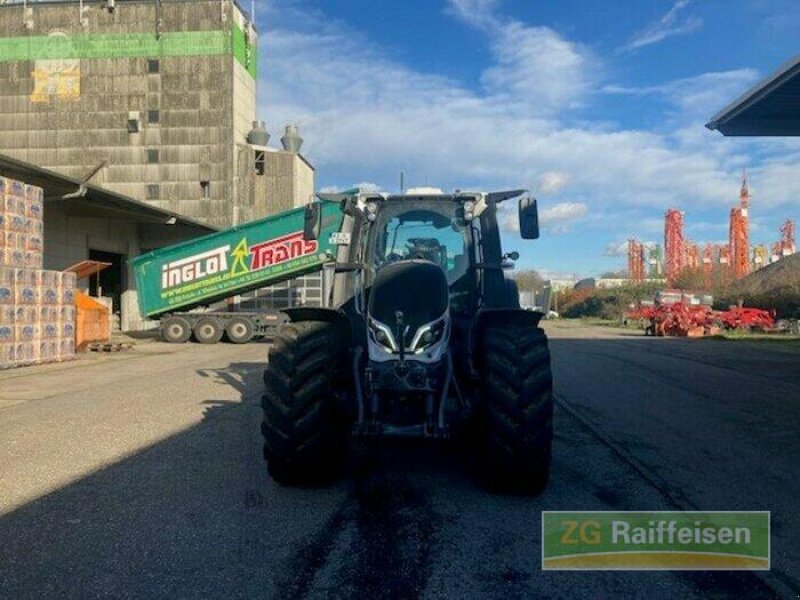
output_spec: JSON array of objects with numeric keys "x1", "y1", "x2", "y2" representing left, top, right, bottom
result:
[
  {"x1": 261, "y1": 321, "x2": 350, "y2": 485},
  {"x1": 480, "y1": 324, "x2": 553, "y2": 494}
]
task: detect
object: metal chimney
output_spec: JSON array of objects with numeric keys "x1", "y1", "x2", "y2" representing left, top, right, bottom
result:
[
  {"x1": 246, "y1": 121, "x2": 269, "y2": 146},
  {"x1": 281, "y1": 125, "x2": 303, "y2": 153}
]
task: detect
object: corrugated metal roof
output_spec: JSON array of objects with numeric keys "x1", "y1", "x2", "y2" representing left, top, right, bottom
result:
[
  {"x1": 0, "y1": 152, "x2": 216, "y2": 233},
  {"x1": 706, "y1": 56, "x2": 800, "y2": 136}
]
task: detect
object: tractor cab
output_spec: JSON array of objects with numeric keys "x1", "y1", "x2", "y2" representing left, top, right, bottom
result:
[{"x1": 309, "y1": 188, "x2": 540, "y2": 314}]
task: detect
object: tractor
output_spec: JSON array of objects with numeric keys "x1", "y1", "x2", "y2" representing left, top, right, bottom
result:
[{"x1": 260, "y1": 188, "x2": 553, "y2": 494}]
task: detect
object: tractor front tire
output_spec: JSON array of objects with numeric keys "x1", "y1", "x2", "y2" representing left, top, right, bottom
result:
[
  {"x1": 261, "y1": 321, "x2": 349, "y2": 486},
  {"x1": 480, "y1": 325, "x2": 553, "y2": 494}
]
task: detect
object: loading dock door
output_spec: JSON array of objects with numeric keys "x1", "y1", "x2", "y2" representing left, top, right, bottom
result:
[{"x1": 88, "y1": 250, "x2": 125, "y2": 314}]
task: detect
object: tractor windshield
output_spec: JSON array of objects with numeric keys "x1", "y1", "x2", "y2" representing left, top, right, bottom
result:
[{"x1": 372, "y1": 201, "x2": 469, "y2": 284}]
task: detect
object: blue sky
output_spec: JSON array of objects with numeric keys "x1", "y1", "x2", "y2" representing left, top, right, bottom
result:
[{"x1": 255, "y1": 0, "x2": 800, "y2": 277}]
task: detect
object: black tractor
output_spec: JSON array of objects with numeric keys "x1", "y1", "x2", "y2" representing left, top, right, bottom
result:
[{"x1": 260, "y1": 189, "x2": 553, "y2": 494}]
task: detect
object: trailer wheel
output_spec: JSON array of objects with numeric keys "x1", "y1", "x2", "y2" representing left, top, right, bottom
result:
[
  {"x1": 193, "y1": 317, "x2": 223, "y2": 344},
  {"x1": 261, "y1": 321, "x2": 349, "y2": 485},
  {"x1": 161, "y1": 316, "x2": 192, "y2": 344},
  {"x1": 480, "y1": 324, "x2": 553, "y2": 495},
  {"x1": 225, "y1": 316, "x2": 255, "y2": 344}
]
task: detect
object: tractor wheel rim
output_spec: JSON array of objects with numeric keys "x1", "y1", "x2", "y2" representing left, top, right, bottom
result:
[{"x1": 232, "y1": 324, "x2": 246, "y2": 337}]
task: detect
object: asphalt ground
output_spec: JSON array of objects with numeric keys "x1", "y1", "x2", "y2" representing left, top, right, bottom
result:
[{"x1": 0, "y1": 322, "x2": 797, "y2": 599}]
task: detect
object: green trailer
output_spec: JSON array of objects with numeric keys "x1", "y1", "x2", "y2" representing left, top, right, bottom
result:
[{"x1": 131, "y1": 201, "x2": 343, "y2": 343}]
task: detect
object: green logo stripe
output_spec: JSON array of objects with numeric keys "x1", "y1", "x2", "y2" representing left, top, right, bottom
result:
[
  {"x1": 542, "y1": 511, "x2": 769, "y2": 570},
  {"x1": 0, "y1": 23, "x2": 255, "y2": 77}
]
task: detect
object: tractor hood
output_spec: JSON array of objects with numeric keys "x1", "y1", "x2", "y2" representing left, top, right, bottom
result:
[{"x1": 368, "y1": 260, "x2": 449, "y2": 349}]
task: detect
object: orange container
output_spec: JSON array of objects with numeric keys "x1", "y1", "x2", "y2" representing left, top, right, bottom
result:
[{"x1": 75, "y1": 292, "x2": 110, "y2": 349}]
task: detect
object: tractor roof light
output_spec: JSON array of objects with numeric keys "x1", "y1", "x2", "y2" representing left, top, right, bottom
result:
[{"x1": 463, "y1": 199, "x2": 475, "y2": 221}]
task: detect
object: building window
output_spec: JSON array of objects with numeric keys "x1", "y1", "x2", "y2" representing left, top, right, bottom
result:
[
  {"x1": 200, "y1": 181, "x2": 210, "y2": 198},
  {"x1": 146, "y1": 184, "x2": 159, "y2": 200},
  {"x1": 147, "y1": 59, "x2": 160, "y2": 74},
  {"x1": 146, "y1": 149, "x2": 159, "y2": 164},
  {"x1": 255, "y1": 150, "x2": 265, "y2": 176},
  {"x1": 147, "y1": 110, "x2": 160, "y2": 124}
]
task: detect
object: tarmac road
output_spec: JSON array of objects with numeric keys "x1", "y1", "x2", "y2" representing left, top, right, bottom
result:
[{"x1": 0, "y1": 322, "x2": 797, "y2": 599}]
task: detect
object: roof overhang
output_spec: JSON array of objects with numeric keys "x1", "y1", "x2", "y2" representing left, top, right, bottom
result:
[
  {"x1": 0, "y1": 152, "x2": 216, "y2": 233},
  {"x1": 706, "y1": 56, "x2": 800, "y2": 136}
]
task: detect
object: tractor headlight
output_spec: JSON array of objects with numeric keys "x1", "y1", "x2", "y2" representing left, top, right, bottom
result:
[
  {"x1": 366, "y1": 201, "x2": 378, "y2": 221},
  {"x1": 368, "y1": 317, "x2": 397, "y2": 352},
  {"x1": 411, "y1": 318, "x2": 448, "y2": 353}
]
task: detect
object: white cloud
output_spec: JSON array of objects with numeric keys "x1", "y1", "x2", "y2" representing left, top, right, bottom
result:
[
  {"x1": 623, "y1": 0, "x2": 703, "y2": 52},
  {"x1": 603, "y1": 69, "x2": 759, "y2": 119},
  {"x1": 501, "y1": 201, "x2": 587, "y2": 235},
  {"x1": 603, "y1": 239, "x2": 658, "y2": 257},
  {"x1": 480, "y1": 22, "x2": 594, "y2": 111},
  {"x1": 603, "y1": 240, "x2": 630, "y2": 257},
  {"x1": 446, "y1": 0, "x2": 596, "y2": 112},
  {"x1": 540, "y1": 202, "x2": 588, "y2": 232},
  {"x1": 257, "y1": 1, "x2": 797, "y2": 256},
  {"x1": 444, "y1": 0, "x2": 501, "y2": 27},
  {"x1": 538, "y1": 171, "x2": 569, "y2": 194}
]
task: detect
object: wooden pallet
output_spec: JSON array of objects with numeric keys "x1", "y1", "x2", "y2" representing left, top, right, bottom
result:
[{"x1": 86, "y1": 341, "x2": 134, "y2": 353}]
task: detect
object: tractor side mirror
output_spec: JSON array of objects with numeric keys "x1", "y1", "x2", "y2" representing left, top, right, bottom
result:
[
  {"x1": 304, "y1": 201, "x2": 322, "y2": 241},
  {"x1": 519, "y1": 196, "x2": 539, "y2": 240}
]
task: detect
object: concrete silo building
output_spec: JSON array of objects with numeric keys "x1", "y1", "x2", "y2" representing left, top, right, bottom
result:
[{"x1": 0, "y1": 0, "x2": 313, "y2": 229}]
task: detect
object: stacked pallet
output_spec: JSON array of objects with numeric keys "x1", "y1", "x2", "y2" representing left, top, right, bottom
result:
[{"x1": 0, "y1": 177, "x2": 76, "y2": 368}]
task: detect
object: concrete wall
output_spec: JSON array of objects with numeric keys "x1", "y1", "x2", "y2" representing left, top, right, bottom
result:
[
  {"x1": 236, "y1": 145, "x2": 316, "y2": 221},
  {"x1": 0, "y1": 0, "x2": 257, "y2": 229},
  {"x1": 292, "y1": 153, "x2": 315, "y2": 208}
]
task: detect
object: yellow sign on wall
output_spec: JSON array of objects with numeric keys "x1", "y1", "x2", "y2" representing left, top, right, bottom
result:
[
  {"x1": 30, "y1": 32, "x2": 80, "y2": 104},
  {"x1": 31, "y1": 60, "x2": 80, "y2": 103}
]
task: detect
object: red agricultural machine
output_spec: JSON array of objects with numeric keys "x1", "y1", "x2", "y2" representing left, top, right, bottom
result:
[{"x1": 624, "y1": 290, "x2": 775, "y2": 337}]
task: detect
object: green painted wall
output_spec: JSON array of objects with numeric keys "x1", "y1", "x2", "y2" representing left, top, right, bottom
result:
[
  {"x1": 231, "y1": 22, "x2": 257, "y2": 78},
  {"x1": 0, "y1": 23, "x2": 256, "y2": 78}
]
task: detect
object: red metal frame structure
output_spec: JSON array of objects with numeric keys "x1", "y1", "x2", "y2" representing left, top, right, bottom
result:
[
  {"x1": 627, "y1": 239, "x2": 645, "y2": 283},
  {"x1": 664, "y1": 209, "x2": 685, "y2": 286},
  {"x1": 729, "y1": 173, "x2": 750, "y2": 279}
]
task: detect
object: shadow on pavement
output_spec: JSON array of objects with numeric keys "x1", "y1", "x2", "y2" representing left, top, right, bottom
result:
[{"x1": 0, "y1": 344, "x2": 793, "y2": 599}]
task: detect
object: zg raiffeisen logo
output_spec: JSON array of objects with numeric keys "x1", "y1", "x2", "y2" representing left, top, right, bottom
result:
[{"x1": 542, "y1": 511, "x2": 769, "y2": 570}]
